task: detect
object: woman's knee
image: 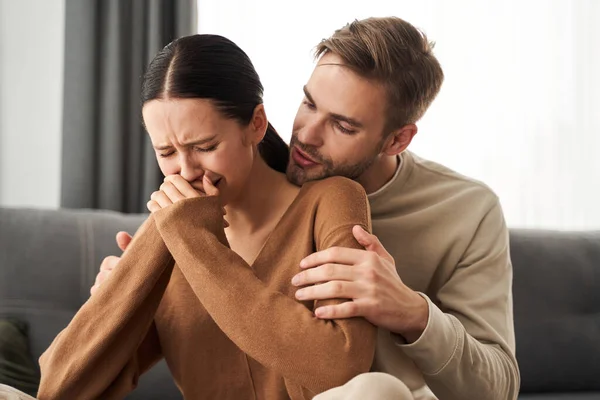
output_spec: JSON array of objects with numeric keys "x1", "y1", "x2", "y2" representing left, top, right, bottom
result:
[
  {"x1": 314, "y1": 372, "x2": 413, "y2": 400},
  {"x1": 0, "y1": 384, "x2": 38, "y2": 400}
]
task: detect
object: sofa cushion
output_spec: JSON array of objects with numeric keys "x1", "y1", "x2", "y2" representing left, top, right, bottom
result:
[
  {"x1": 519, "y1": 393, "x2": 600, "y2": 400},
  {"x1": 0, "y1": 318, "x2": 40, "y2": 397},
  {"x1": 510, "y1": 230, "x2": 600, "y2": 393}
]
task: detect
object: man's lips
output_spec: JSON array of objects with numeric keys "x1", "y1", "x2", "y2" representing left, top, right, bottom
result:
[{"x1": 292, "y1": 147, "x2": 319, "y2": 168}]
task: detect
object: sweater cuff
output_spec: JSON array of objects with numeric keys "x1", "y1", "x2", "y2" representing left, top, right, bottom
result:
[
  {"x1": 153, "y1": 196, "x2": 225, "y2": 236},
  {"x1": 394, "y1": 293, "x2": 461, "y2": 375}
]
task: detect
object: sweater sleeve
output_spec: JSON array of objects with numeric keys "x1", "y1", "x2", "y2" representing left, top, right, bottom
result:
[
  {"x1": 397, "y1": 199, "x2": 520, "y2": 400},
  {"x1": 37, "y1": 216, "x2": 174, "y2": 400},
  {"x1": 152, "y1": 180, "x2": 376, "y2": 395}
]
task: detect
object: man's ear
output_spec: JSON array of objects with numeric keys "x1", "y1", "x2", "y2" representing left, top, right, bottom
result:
[
  {"x1": 382, "y1": 124, "x2": 418, "y2": 156},
  {"x1": 248, "y1": 104, "x2": 268, "y2": 145}
]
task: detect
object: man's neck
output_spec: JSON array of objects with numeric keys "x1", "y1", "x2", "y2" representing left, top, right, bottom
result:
[{"x1": 356, "y1": 154, "x2": 400, "y2": 195}]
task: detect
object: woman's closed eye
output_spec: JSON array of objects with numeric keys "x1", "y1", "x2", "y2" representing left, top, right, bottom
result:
[
  {"x1": 158, "y1": 143, "x2": 219, "y2": 158},
  {"x1": 159, "y1": 151, "x2": 175, "y2": 158},
  {"x1": 194, "y1": 143, "x2": 219, "y2": 153}
]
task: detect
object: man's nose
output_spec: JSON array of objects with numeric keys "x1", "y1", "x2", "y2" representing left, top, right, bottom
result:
[{"x1": 297, "y1": 119, "x2": 324, "y2": 148}]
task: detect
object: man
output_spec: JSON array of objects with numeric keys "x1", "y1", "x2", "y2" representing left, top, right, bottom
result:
[{"x1": 94, "y1": 17, "x2": 519, "y2": 400}]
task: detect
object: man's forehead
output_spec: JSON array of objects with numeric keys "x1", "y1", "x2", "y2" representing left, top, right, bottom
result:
[
  {"x1": 312, "y1": 53, "x2": 382, "y2": 93},
  {"x1": 307, "y1": 62, "x2": 386, "y2": 122}
]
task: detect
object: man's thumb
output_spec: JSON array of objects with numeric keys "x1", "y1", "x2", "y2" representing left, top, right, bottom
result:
[
  {"x1": 353, "y1": 225, "x2": 374, "y2": 247},
  {"x1": 116, "y1": 231, "x2": 133, "y2": 252},
  {"x1": 352, "y1": 225, "x2": 394, "y2": 263}
]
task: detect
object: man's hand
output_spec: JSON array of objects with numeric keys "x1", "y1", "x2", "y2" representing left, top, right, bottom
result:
[
  {"x1": 90, "y1": 231, "x2": 132, "y2": 296},
  {"x1": 291, "y1": 225, "x2": 429, "y2": 343}
]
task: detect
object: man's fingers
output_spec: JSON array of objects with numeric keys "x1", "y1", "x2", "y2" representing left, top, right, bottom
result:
[
  {"x1": 314, "y1": 301, "x2": 362, "y2": 319},
  {"x1": 352, "y1": 225, "x2": 395, "y2": 263},
  {"x1": 352, "y1": 225, "x2": 373, "y2": 248},
  {"x1": 292, "y1": 263, "x2": 353, "y2": 286},
  {"x1": 295, "y1": 280, "x2": 359, "y2": 301},
  {"x1": 116, "y1": 231, "x2": 133, "y2": 252},
  {"x1": 95, "y1": 269, "x2": 111, "y2": 285},
  {"x1": 300, "y1": 247, "x2": 367, "y2": 269},
  {"x1": 91, "y1": 269, "x2": 112, "y2": 296},
  {"x1": 100, "y1": 255, "x2": 119, "y2": 271}
]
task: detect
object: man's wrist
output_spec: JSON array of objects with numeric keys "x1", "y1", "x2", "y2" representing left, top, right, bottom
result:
[{"x1": 395, "y1": 293, "x2": 429, "y2": 343}]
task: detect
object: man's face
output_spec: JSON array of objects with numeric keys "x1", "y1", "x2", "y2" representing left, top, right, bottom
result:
[{"x1": 286, "y1": 53, "x2": 389, "y2": 186}]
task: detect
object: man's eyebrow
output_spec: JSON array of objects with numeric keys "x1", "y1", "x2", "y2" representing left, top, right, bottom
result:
[
  {"x1": 304, "y1": 85, "x2": 363, "y2": 129},
  {"x1": 330, "y1": 113, "x2": 364, "y2": 129},
  {"x1": 153, "y1": 135, "x2": 218, "y2": 151},
  {"x1": 303, "y1": 85, "x2": 315, "y2": 105}
]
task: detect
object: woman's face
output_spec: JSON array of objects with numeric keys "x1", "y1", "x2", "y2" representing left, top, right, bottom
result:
[{"x1": 142, "y1": 98, "x2": 264, "y2": 205}]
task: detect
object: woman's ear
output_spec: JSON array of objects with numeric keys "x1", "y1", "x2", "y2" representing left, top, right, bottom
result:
[
  {"x1": 381, "y1": 124, "x2": 418, "y2": 156},
  {"x1": 248, "y1": 104, "x2": 268, "y2": 145}
]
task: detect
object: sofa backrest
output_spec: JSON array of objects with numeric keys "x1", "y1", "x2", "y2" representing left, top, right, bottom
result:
[
  {"x1": 510, "y1": 229, "x2": 600, "y2": 393},
  {"x1": 2, "y1": 207, "x2": 600, "y2": 396},
  {"x1": 0, "y1": 207, "x2": 178, "y2": 399}
]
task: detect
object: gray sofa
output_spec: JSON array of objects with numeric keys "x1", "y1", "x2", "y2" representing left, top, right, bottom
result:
[{"x1": 0, "y1": 207, "x2": 599, "y2": 399}]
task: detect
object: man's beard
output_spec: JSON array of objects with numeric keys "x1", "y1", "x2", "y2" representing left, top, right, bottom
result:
[{"x1": 286, "y1": 133, "x2": 379, "y2": 186}]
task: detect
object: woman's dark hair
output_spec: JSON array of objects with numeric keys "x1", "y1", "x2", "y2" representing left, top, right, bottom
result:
[{"x1": 142, "y1": 34, "x2": 289, "y2": 173}]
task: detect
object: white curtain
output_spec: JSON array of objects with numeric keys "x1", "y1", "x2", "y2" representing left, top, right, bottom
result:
[{"x1": 198, "y1": 0, "x2": 600, "y2": 230}]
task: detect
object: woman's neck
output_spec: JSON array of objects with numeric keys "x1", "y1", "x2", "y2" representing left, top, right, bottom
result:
[{"x1": 225, "y1": 156, "x2": 298, "y2": 234}]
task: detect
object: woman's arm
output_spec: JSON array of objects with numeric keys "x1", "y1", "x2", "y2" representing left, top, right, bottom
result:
[
  {"x1": 152, "y1": 178, "x2": 376, "y2": 395},
  {"x1": 38, "y1": 216, "x2": 173, "y2": 400}
]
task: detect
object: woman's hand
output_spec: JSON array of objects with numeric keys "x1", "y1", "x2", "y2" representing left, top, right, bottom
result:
[{"x1": 147, "y1": 175, "x2": 228, "y2": 226}]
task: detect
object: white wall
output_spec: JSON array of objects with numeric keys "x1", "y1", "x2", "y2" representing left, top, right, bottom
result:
[
  {"x1": 198, "y1": 0, "x2": 600, "y2": 230},
  {"x1": 0, "y1": 0, "x2": 65, "y2": 208}
]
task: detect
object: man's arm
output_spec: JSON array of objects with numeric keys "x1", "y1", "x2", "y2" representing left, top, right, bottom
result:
[
  {"x1": 396, "y1": 200, "x2": 519, "y2": 399},
  {"x1": 293, "y1": 200, "x2": 520, "y2": 400}
]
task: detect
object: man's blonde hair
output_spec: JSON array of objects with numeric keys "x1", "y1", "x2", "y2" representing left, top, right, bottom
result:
[{"x1": 315, "y1": 17, "x2": 444, "y2": 132}]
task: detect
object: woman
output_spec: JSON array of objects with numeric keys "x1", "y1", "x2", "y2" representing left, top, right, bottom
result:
[{"x1": 35, "y1": 34, "x2": 376, "y2": 400}]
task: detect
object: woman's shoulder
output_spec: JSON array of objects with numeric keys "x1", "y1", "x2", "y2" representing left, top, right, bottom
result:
[
  {"x1": 302, "y1": 176, "x2": 366, "y2": 198},
  {"x1": 301, "y1": 177, "x2": 371, "y2": 243},
  {"x1": 300, "y1": 176, "x2": 368, "y2": 211}
]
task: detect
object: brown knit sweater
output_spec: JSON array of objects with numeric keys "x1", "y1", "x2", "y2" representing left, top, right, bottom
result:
[{"x1": 37, "y1": 177, "x2": 377, "y2": 400}]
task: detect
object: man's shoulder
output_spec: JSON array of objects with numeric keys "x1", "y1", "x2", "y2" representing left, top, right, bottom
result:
[{"x1": 407, "y1": 151, "x2": 499, "y2": 206}]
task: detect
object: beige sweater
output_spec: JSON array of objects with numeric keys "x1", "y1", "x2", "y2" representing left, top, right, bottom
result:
[
  {"x1": 37, "y1": 177, "x2": 377, "y2": 400},
  {"x1": 370, "y1": 151, "x2": 520, "y2": 400}
]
